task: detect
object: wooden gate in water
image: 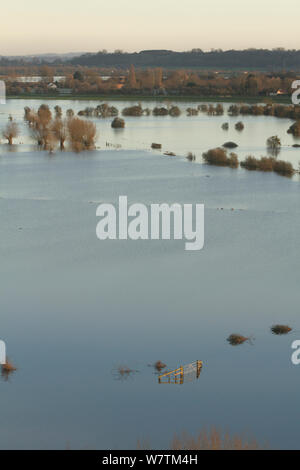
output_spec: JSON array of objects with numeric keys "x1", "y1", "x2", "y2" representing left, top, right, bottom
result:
[{"x1": 158, "y1": 360, "x2": 203, "y2": 384}]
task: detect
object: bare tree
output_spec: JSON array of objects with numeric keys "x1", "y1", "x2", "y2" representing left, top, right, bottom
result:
[
  {"x1": 2, "y1": 118, "x2": 19, "y2": 145},
  {"x1": 67, "y1": 117, "x2": 97, "y2": 152},
  {"x1": 30, "y1": 105, "x2": 53, "y2": 149},
  {"x1": 54, "y1": 105, "x2": 62, "y2": 119},
  {"x1": 51, "y1": 118, "x2": 68, "y2": 150}
]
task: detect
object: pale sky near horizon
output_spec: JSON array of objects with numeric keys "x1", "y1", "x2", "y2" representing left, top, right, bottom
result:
[{"x1": 1, "y1": 0, "x2": 300, "y2": 55}]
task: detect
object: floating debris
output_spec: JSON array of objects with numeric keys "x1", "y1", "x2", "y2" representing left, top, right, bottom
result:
[
  {"x1": 163, "y1": 151, "x2": 176, "y2": 156},
  {"x1": 158, "y1": 360, "x2": 203, "y2": 384},
  {"x1": 151, "y1": 143, "x2": 162, "y2": 149},
  {"x1": 223, "y1": 141, "x2": 238, "y2": 149},
  {"x1": 227, "y1": 334, "x2": 251, "y2": 346},
  {"x1": 271, "y1": 325, "x2": 292, "y2": 335}
]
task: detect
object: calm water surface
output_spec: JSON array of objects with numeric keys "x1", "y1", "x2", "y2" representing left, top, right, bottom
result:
[{"x1": 0, "y1": 100, "x2": 300, "y2": 449}]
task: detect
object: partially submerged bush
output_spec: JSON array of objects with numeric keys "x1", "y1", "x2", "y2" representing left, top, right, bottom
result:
[
  {"x1": 271, "y1": 324, "x2": 292, "y2": 335},
  {"x1": 153, "y1": 107, "x2": 169, "y2": 116},
  {"x1": 122, "y1": 105, "x2": 143, "y2": 117},
  {"x1": 154, "y1": 361, "x2": 167, "y2": 371},
  {"x1": 186, "y1": 107, "x2": 199, "y2": 116},
  {"x1": 169, "y1": 106, "x2": 181, "y2": 117},
  {"x1": 267, "y1": 135, "x2": 281, "y2": 151},
  {"x1": 227, "y1": 334, "x2": 250, "y2": 346},
  {"x1": 2, "y1": 118, "x2": 19, "y2": 145},
  {"x1": 228, "y1": 105, "x2": 240, "y2": 116},
  {"x1": 223, "y1": 141, "x2": 238, "y2": 149},
  {"x1": 78, "y1": 104, "x2": 118, "y2": 118},
  {"x1": 111, "y1": 117, "x2": 125, "y2": 128},
  {"x1": 202, "y1": 148, "x2": 238, "y2": 168},
  {"x1": 186, "y1": 152, "x2": 196, "y2": 161},
  {"x1": 222, "y1": 123, "x2": 229, "y2": 130},
  {"x1": 235, "y1": 121, "x2": 244, "y2": 131},
  {"x1": 273, "y1": 160, "x2": 294, "y2": 176},
  {"x1": 67, "y1": 117, "x2": 97, "y2": 152},
  {"x1": 96, "y1": 103, "x2": 118, "y2": 118},
  {"x1": 228, "y1": 153, "x2": 239, "y2": 168},
  {"x1": 240, "y1": 155, "x2": 259, "y2": 171},
  {"x1": 287, "y1": 121, "x2": 300, "y2": 137},
  {"x1": 241, "y1": 156, "x2": 294, "y2": 177}
]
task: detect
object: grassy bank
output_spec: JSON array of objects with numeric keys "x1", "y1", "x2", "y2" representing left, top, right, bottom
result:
[{"x1": 6, "y1": 94, "x2": 292, "y2": 104}]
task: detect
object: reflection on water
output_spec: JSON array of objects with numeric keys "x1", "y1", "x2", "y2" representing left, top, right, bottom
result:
[{"x1": 112, "y1": 366, "x2": 139, "y2": 381}]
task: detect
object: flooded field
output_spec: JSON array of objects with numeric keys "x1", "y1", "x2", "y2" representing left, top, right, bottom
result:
[
  {"x1": 0, "y1": 100, "x2": 300, "y2": 449},
  {"x1": 1, "y1": 99, "x2": 300, "y2": 169}
]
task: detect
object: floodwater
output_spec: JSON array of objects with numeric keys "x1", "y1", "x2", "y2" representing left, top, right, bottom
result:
[
  {"x1": 1, "y1": 98, "x2": 300, "y2": 168},
  {"x1": 0, "y1": 99, "x2": 300, "y2": 449}
]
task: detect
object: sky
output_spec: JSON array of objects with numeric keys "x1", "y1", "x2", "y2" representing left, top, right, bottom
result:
[{"x1": 1, "y1": 0, "x2": 300, "y2": 55}]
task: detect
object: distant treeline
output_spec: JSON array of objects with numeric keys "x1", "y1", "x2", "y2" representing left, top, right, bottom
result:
[
  {"x1": 2, "y1": 49, "x2": 300, "y2": 70},
  {"x1": 69, "y1": 49, "x2": 300, "y2": 70}
]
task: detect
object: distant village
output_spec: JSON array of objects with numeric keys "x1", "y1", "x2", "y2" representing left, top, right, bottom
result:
[{"x1": 0, "y1": 64, "x2": 295, "y2": 98}]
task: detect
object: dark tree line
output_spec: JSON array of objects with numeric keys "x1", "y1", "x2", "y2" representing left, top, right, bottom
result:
[{"x1": 69, "y1": 49, "x2": 300, "y2": 70}]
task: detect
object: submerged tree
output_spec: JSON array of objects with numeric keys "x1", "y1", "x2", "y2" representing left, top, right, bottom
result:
[
  {"x1": 266, "y1": 135, "x2": 281, "y2": 156},
  {"x1": 54, "y1": 105, "x2": 62, "y2": 119},
  {"x1": 51, "y1": 118, "x2": 68, "y2": 150},
  {"x1": 2, "y1": 118, "x2": 19, "y2": 145},
  {"x1": 67, "y1": 117, "x2": 97, "y2": 152},
  {"x1": 30, "y1": 105, "x2": 53, "y2": 150}
]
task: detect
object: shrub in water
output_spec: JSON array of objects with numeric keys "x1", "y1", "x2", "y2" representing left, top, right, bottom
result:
[
  {"x1": 271, "y1": 325, "x2": 292, "y2": 335},
  {"x1": 202, "y1": 148, "x2": 238, "y2": 168},
  {"x1": 111, "y1": 117, "x2": 125, "y2": 128}
]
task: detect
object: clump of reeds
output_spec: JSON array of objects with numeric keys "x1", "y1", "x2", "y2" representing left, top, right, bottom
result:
[
  {"x1": 271, "y1": 324, "x2": 292, "y2": 335},
  {"x1": 170, "y1": 428, "x2": 264, "y2": 450},
  {"x1": 154, "y1": 361, "x2": 166, "y2": 371},
  {"x1": 1, "y1": 359, "x2": 17, "y2": 381},
  {"x1": 227, "y1": 334, "x2": 250, "y2": 346}
]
